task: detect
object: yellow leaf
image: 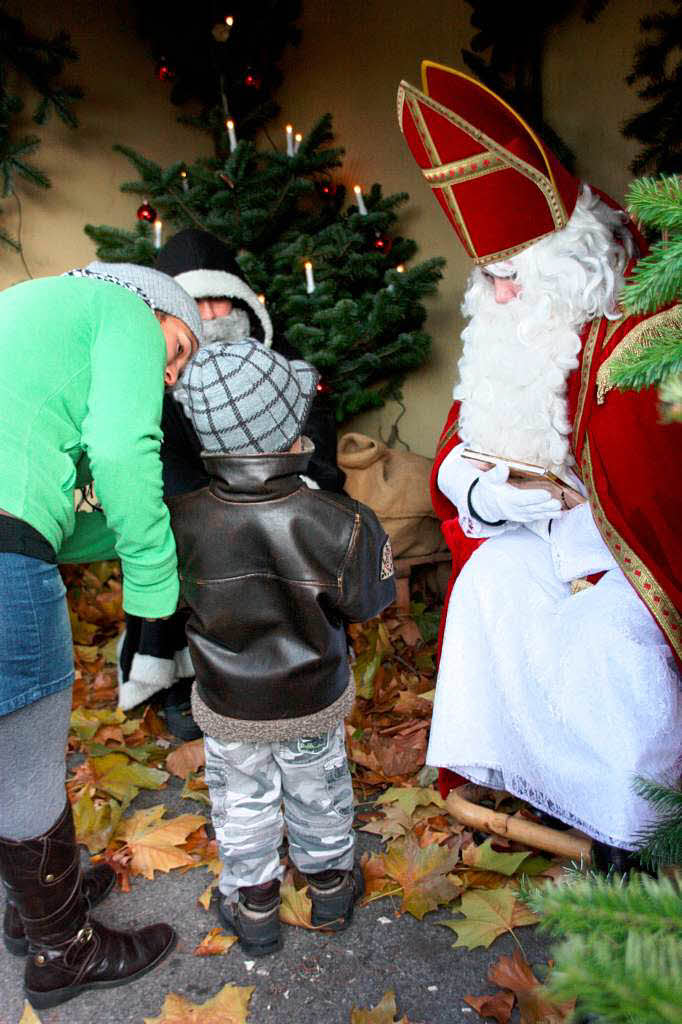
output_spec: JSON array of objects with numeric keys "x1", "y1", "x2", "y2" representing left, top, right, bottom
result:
[
  {"x1": 115, "y1": 805, "x2": 207, "y2": 880},
  {"x1": 193, "y1": 928, "x2": 238, "y2": 956},
  {"x1": 181, "y1": 773, "x2": 211, "y2": 805},
  {"x1": 383, "y1": 833, "x2": 460, "y2": 919},
  {"x1": 279, "y1": 876, "x2": 314, "y2": 928},
  {"x1": 144, "y1": 984, "x2": 254, "y2": 1024},
  {"x1": 440, "y1": 889, "x2": 539, "y2": 950},
  {"x1": 74, "y1": 642, "x2": 99, "y2": 662},
  {"x1": 100, "y1": 634, "x2": 122, "y2": 664},
  {"x1": 70, "y1": 707, "x2": 125, "y2": 742},
  {"x1": 350, "y1": 991, "x2": 409, "y2": 1024},
  {"x1": 19, "y1": 1000, "x2": 43, "y2": 1024},
  {"x1": 198, "y1": 878, "x2": 218, "y2": 911},
  {"x1": 376, "y1": 786, "x2": 445, "y2": 818},
  {"x1": 72, "y1": 790, "x2": 122, "y2": 854},
  {"x1": 462, "y1": 838, "x2": 532, "y2": 876},
  {"x1": 91, "y1": 752, "x2": 169, "y2": 803}
]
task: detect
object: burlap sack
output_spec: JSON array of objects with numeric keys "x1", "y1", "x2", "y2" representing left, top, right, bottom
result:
[{"x1": 337, "y1": 432, "x2": 447, "y2": 559}]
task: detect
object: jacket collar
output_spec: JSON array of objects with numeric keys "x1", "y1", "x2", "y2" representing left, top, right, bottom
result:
[{"x1": 202, "y1": 438, "x2": 314, "y2": 501}]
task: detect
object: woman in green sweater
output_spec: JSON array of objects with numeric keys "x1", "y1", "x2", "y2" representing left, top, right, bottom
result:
[{"x1": 0, "y1": 262, "x2": 202, "y2": 1010}]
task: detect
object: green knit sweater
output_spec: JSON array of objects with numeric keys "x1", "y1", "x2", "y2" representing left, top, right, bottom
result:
[{"x1": 0, "y1": 275, "x2": 178, "y2": 618}]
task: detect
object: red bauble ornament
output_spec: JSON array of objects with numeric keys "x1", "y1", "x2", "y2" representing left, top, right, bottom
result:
[
  {"x1": 373, "y1": 232, "x2": 393, "y2": 256},
  {"x1": 137, "y1": 200, "x2": 157, "y2": 223},
  {"x1": 156, "y1": 58, "x2": 175, "y2": 82},
  {"x1": 316, "y1": 377, "x2": 332, "y2": 396},
  {"x1": 243, "y1": 67, "x2": 262, "y2": 89},
  {"x1": 316, "y1": 177, "x2": 337, "y2": 200}
]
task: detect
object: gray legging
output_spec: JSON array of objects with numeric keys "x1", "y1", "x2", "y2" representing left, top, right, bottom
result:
[{"x1": 0, "y1": 687, "x2": 72, "y2": 840}]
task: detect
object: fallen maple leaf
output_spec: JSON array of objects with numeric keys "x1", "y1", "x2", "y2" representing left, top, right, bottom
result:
[
  {"x1": 114, "y1": 805, "x2": 207, "y2": 880},
  {"x1": 440, "y1": 889, "x2": 539, "y2": 950},
  {"x1": 360, "y1": 804, "x2": 412, "y2": 842},
  {"x1": 90, "y1": 752, "x2": 169, "y2": 805},
  {"x1": 462, "y1": 838, "x2": 532, "y2": 877},
  {"x1": 166, "y1": 738, "x2": 205, "y2": 779},
  {"x1": 181, "y1": 772, "x2": 211, "y2": 806},
  {"x1": 488, "y1": 949, "x2": 575, "y2": 1024},
  {"x1": 383, "y1": 832, "x2": 460, "y2": 918},
  {"x1": 144, "y1": 984, "x2": 254, "y2": 1024},
  {"x1": 279, "y1": 875, "x2": 314, "y2": 928},
  {"x1": 377, "y1": 786, "x2": 445, "y2": 818},
  {"x1": 360, "y1": 852, "x2": 402, "y2": 903},
  {"x1": 464, "y1": 990, "x2": 515, "y2": 1024},
  {"x1": 193, "y1": 927, "x2": 238, "y2": 956},
  {"x1": 19, "y1": 1000, "x2": 42, "y2": 1024},
  {"x1": 70, "y1": 707, "x2": 125, "y2": 742},
  {"x1": 350, "y1": 990, "x2": 409, "y2": 1024},
  {"x1": 72, "y1": 790, "x2": 122, "y2": 854},
  {"x1": 198, "y1": 878, "x2": 218, "y2": 911}
]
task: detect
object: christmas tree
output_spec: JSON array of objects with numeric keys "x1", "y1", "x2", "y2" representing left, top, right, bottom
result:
[
  {"x1": 85, "y1": 4, "x2": 444, "y2": 424},
  {"x1": 0, "y1": 9, "x2": 82, "y2": 260}
]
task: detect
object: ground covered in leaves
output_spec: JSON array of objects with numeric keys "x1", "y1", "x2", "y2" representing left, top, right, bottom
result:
[{"x1": 4, "y1": 563, "x2": 577, "y2": 1024}]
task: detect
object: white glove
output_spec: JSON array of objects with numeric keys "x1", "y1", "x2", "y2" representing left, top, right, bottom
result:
[{"x1": 469, "y1": 463, "x2": 562, "y2": 524}]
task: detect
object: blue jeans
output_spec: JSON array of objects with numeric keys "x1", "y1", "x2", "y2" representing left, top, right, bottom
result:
[{"x1": 0, "y1": 553, "x2": 73, "y2": 717}]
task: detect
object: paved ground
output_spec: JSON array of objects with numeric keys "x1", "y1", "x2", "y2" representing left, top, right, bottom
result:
[{"x1": 0, "y1": 773, "x2": 555, "y2": 1024}]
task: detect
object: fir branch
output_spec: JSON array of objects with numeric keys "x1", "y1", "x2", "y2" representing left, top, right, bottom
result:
[
  {"x1": 633, "y1": 777, "x2": 682, "y2": 869},
  {"x1": 626, "y1": 174, "x2": 682, "y2": 232},
  {"x1": 621, "y1": 237, "x2": 682, "y2": 313},
  {"x1": 608, "y1": 330, "x2": 682, "y2": 391}
]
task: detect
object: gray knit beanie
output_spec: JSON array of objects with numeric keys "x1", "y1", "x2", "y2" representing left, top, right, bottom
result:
[
  {"x1": 79, "y1": 260, "x2": 204, "y2": 344},
  {"x1": 178, "y1": 340, "x2": 318, "y2": 454}
]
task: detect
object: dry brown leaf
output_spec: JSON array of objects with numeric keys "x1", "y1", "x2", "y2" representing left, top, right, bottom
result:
[
  {"x1": 193, "y1": 928, "x2": 238, "y2": 956},
  {"x1": 114, "y1": 805, "x2": 207, "y2": 880},
  {"x1": 198, "y1": 878, "x2": 218, "y2": 911},
  {"x1": 488, "y1": 949, "x2": 575, "y2": 1024},
  {"x1": 464, "y1": 990, "x2": 515, "y2": 1024},
  {"x1": 144, "y1": 984, "x2": 254, "y2": 1024},
  {"x1": 383, "y1": 832, "x2": 460, "y2": 918},
  {"x1": 166, "y1": 738, "x2": 206, "y2": 779}
]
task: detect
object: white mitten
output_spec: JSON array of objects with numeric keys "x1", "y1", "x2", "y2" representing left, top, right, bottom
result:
[{"x1": 469, "y1": 463, "x2": 562, "y2": 524}]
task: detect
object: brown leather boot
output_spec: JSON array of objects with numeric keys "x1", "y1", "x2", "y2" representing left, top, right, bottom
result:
[
  {"x1": 0, "y1": 802, "x2": 176, "y2": 1010},
  {"x1": 4, "y1": 861, "x2": 115, "y2": 955}
]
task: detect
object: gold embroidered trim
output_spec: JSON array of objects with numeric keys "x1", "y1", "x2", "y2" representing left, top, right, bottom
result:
[
  {"x1": 437, "y1": 420, "x2": 460, "y2": 455},
  {"x1": 596, "y1": 306, "x2": 682, "y2": 404},
  {"x1": 583, "y1": 440, "x2": 682, "y2": 661},
  {"x1": 398, "y1": 80, "x2": 568, "y2": 262},
  {"x1": 573, "y1": 319, "x2": 601, "y2": 444},
  {"x1": 424, "y1": 151, "x2": 502, "y2": 184}
]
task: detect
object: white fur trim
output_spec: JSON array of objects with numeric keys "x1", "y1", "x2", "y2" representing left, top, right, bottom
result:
[
  {"x1": 117, "y1": 654, "x2": 176, "y2": 711},
  {"x1": 174, "y1": 269, "x2": 273, "y2": 347}
]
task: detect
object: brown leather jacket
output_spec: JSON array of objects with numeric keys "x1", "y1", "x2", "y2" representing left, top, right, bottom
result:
[{"x1": 167, "y1": 444, "x2": 395, "y2": 725}]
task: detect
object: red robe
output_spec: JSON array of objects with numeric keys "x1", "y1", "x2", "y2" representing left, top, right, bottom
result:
[{"x1": 432, "y1": 306, "x2": 682, "y2": 796}]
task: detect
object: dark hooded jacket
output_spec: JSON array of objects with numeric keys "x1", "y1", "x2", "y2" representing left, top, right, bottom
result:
[{"x1": 156, "y1": 229, "x2": 345, "y2": 495}]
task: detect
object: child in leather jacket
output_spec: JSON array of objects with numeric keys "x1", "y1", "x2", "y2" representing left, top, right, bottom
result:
[{"x1": 167, "y1": 340, "x2": 396, "y2": 956}]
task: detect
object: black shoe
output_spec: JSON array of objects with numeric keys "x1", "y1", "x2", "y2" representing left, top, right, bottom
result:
[
  {"x1": 306, "y1": 865, "x2": 365, "y2": 932},
  {"x1": 162, "y1": 678, "x2": 201, "y2": 741},
  {"x1": 218, "y1": 881, "x2": 281, "y2": 957}
]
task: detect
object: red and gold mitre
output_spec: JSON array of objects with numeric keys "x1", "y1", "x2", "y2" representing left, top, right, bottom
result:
[{"x1": 397, "y1": 61, "x2": 581, "y2": 266}]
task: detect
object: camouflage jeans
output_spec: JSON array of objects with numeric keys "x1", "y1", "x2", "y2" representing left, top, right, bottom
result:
[{"x1": 204, "y1": 723, "x2": 355, "y2": 900}]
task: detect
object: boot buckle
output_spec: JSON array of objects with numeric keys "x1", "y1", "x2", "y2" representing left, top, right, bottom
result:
[
  {"x1": 75, "y1": 924, "x2": 93, "y2": 944},
  {"x1": 34, "y1": 953, "x2": 46, "y2": 966}
]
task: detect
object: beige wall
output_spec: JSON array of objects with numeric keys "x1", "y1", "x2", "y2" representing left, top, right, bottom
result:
[
  {"x1": 2, "y1": 1, "x2": 657, "y2": 456},
  {"x1": 277, "y1": 0, "x2": 656, "y2": 454},
  {"x1": 0, "y1": 1, "x2": 211, "y2": 288}
]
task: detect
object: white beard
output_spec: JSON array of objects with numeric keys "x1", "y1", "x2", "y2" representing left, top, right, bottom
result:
[{"x1": 455, "y1": 282, "x2": 582, "y2": 473}]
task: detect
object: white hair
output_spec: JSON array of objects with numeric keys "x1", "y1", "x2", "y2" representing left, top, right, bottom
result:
[{"x1": 454, "y1": 186, "x2": 635, "y2": 472}]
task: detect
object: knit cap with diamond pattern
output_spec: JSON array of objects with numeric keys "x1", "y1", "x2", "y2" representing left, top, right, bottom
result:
[{"x1": 178, "y1": 340, "x2": 318, "y2": 454}]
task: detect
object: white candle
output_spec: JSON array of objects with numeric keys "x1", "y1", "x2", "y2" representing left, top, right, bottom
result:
[
  {"x1": 304, "y1": 260, "x2": 315, "y2": 294},
  {"x1": 180, "y1": 170, "x2": 189, "y2": 193},
  {"x1": 226, "y1": 119, "x2": 237, "y2": 153},
  {"x1": 225, "y1": 15, "x2": 234, "y2": 26},
  {"x1": 286, "y1": 124, "x2": 294, "y2": 157},
  {"x1": 257, "y1": 293, "x2": 266, "y2": 305},
  {"x1": 153, "y1": 219, "x2": 163, "y2": 250},
  {"x1": 294, "y1": 132, "x2": 302, "y2": 154},
  {"x1": 353, "y1": 184, "x2": 367, "y2": 215},
  {"x1": 396, "y1": 263, "x2": 405, "y2": 273}
]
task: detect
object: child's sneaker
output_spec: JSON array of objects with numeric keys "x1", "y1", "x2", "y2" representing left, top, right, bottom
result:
[
  {"x1": 218, "y1": 880, "x2": 282, "y2": 957},
  {"x1": 306, "y1": 865, "x2": 365, "y2": 931}
]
